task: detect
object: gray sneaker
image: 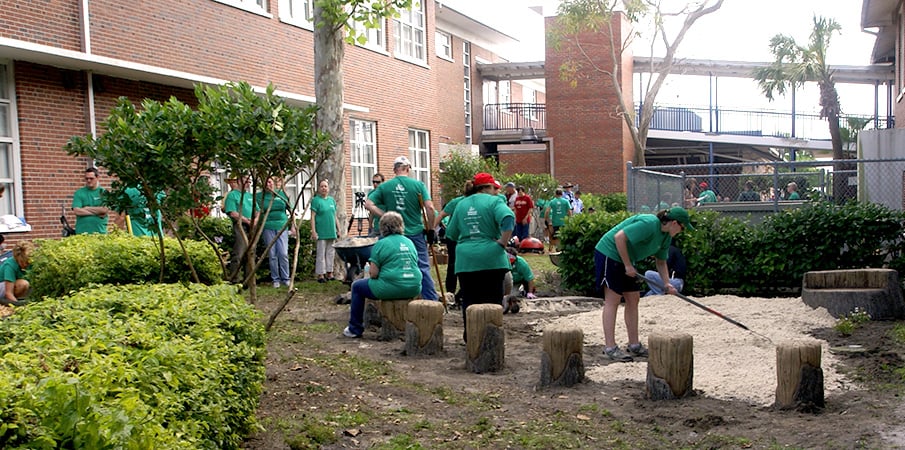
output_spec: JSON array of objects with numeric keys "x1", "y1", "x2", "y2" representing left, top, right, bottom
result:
[
  {"x1": 627, "y1": 343, "x2": 649, "y2": 358},
  {"x1": 604, "y1": 346, "x2": 633, "y2": 362},
  {"x1": 342, "y1": 327, "x2": 361, "y2": 338}
]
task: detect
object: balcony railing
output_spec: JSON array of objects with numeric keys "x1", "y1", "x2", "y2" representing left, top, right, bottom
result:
[{"x1": 483, "y1": 103, "x2": 546, "y2": 132}]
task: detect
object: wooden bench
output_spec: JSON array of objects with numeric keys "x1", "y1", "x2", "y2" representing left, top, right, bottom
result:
[{"x1": 801, "y1": 269, "x2": 905, "y2": 320}]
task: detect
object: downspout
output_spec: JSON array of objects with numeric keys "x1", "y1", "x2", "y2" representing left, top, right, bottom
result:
[{"x1": 78, "y1": 0, "x2": 97, "y2": 140}]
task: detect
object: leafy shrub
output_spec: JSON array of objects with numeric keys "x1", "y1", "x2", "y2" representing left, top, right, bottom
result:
[
  {"x1": 175, "y1": 215, "x2": 235, "y2": 256},
  {"x1": 0, "y1": 283, "x2": 265, "y2": 449},
  {"x1": 834, "y1": 307, "x2": 872, "y2": 336},
  {"x1": 582, "y1": 192, "x2": 627, "y2": 213},
  {"x1": 29, "y1": 232, "x2": 222, "y2": 299},
  {"x1": 557, "y1": 210, "x2": 631, "y2": 295},
  {"x1": 437, "y1": 150, "x2": 505, "y2": 204}
]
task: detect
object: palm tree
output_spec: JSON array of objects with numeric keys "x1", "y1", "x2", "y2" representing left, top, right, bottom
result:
[{"x1": 753, "y1": 16, "x2": 848, "y2": 202}]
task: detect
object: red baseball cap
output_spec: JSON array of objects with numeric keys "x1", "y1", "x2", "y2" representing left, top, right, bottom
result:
[{"x1": 473, "y1": 172, "x2": 501, "y2": 189}]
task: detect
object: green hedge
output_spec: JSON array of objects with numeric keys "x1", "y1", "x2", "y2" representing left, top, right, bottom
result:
[
  {"x1": 29, "y1": 232, "x2": 222, "y2": 299},
  {"x1": 558, "y1": 202, "x2": 905, "y2": 297},
  {"x1": 0, "y1": 283, "x2": 265, "y2": 449}
]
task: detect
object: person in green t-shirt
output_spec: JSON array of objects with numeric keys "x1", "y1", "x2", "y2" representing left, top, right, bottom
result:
[
  {"x1": 343, "y1": 211, "x2": 422, "y2": 338},
  {"x1": 224, "y1": 174, "x2": 254, "y2": 283},
  {"x1": 432, "y1": 180, "x2": 473, "y2": 300},
  {"x1": 256, "y1": 177, "x2": 296, "y2": 288},
  {"x1": 697, "y1": 182, "x2": 717, "y2": 204},
  {"x1": 123, "y1": 186, "x2": 164, "y2": 237},
  {"x1": 0, "y1": 241, "x2": 32, "y2": 306},
  {"x1": 544, "y1": 189, "x2": 572, "y2": 252},
  {"x1": 445, "y1": 172, "x2": 515, "y2": 340},
  {"x1": 502, "y1": 247, "x2": 537, "y2": 314},
  {"x1": 72, "y1": 167, "x2": 111, "y2": 235},
  {"x1": 594, "y1": 206, "x2": 693, "y2": 363},
  {"x1": 311, "y1": 179, "x2": 340, "y2": 283},
  {"x1": 785, "y1": 182, "x2": 801, "y2": 200},
  {"x1": 365, "y1": 156, "x2": 438, "y2": 301}
]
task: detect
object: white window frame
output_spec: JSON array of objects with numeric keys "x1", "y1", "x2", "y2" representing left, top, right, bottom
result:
[
  {"x1": 393, "y1": 3, "x2": 426, "y2": 64},
  {"x1": 523, "y1": 87, "x2": 537, "y2": 121},
  {"x1": 282, "y1": 168, "x2": 315, "y2": 220},
  {"x1": 0, "y1": 61, "x2": 24, "y2": 219},
  {"x1": 435, "y1": 30, "x2": 453, "y2": 61},
  {"x1": 350, "y1": 119, "x2": 377, "y2": 218},
  {"x1": 353, "y1": 17, "x2": 387, "y2": 53},
  {"x1": 212, "y1": 0, "x2": 271, "y2": 17},
  {"x1": 499, "y1": 80, "x2": 512, "y2": 113},
  {"x1": 408, "y1": 129, "x2": 430, "y2": 191},
  {"x1": 278, "y1": 0, "x2": 313, "y2": 29}
]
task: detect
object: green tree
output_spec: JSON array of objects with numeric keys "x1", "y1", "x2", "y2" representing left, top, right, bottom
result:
[
  {"x1": 550, "y1": 0, "x2": 725, "y2": 166},
  {"x1": 313, "y1": 0, "x2": 413, "y2": 231},
  {"x1": 436, "y1": 149, "x2": 505, "y2": 206},
  {"x1": 753, "y1": 16, "x2": 847, "y2": 202}
]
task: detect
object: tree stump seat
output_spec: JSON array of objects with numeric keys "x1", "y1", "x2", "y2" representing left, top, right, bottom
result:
[
  {"x1": 801, "y1": 269, "x2": 905, "y2": 319},
  {"x1": 404, "y1": 300, "x2": 444, "y2": 356},
  {"x1": 364, "y1": 298, "x2": 415, "y2": 341}
]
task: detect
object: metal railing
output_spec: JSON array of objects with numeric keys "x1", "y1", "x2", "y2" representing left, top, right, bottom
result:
[
  {"x1": 627, "y1": 158, "x2": 905, "y2": 223},
  {"x1": 483, "y1": 103, "x2": 546, "y2": 131},
  {"x1": 639, "y1": 104, "x2": 892, "y2": 141}
]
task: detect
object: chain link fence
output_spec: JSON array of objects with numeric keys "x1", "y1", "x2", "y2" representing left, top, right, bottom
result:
[{"x1": 627, "y1": 159, "x2": 905, "y2": 223}]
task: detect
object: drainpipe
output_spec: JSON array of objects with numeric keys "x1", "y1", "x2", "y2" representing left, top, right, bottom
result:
[{"x1": 78, "y1": 0, "x2": 97, "y2": 140}]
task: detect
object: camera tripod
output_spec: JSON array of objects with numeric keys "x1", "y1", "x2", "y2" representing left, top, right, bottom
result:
[{"x1": 348, "y1": 191, "x2": 370, "y2": 237}]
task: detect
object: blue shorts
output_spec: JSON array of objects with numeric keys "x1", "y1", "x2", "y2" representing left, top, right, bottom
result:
[{"x1": 594, "y1": 250, "x2": 641, "y2": 297}]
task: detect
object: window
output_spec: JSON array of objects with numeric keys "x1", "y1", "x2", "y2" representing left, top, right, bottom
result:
[
  {"x1": 212, "y1": 0, "x2": 269, "y2": 16},
  {"x1": 499, "y1": 80, "x2": 511, "y2": 111},
  {"x1": 282, "y1": 168, "x2": 314, "y2": 219},
  {"x1": 435, "y1": 30, "x2": 453, "y2": 60},
  {"x1": 0, "y1": 62, "x2": 22, "y2": 217},
  {"x1": 393, "y1": 3, "x2": 425, "y2": 63},
  {"x1": 279, "y1": 0, "x2": 313, "y2": 28},
  {"x1": 408, "y1": 129, "x2": 430, "y2": 190},
  {"x1": 463, "y1": 41, "x2": 472, "y2": 144},
  {"x1": 353, "y1": 17, "x2": 386, "y2": 51},
  {"x1": 350, "y1": 119, "x2": 377, "y2": 213},
  {"x1": 523, "y1": 87, "x2": 537, "y2": 121}
]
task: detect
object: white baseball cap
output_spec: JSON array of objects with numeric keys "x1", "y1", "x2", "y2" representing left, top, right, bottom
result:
[{"x1": 394, "y1": 156, "x2": 412, "y2": 166}]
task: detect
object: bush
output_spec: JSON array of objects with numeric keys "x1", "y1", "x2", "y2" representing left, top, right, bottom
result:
[
  {"x1": 0, "y1": 283, "x2": 265, "y2": 449},
  {"x1": 29, "y1": 232, "x2": 222, "y2": 299},
  {"x1": 556, "y1": 201, "x2": 905, "y2": 297},
  {"x1": 582, "y1": 192, "x2": 627, "y2": 213}
]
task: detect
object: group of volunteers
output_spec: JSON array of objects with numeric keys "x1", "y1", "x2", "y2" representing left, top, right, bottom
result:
[{"x1": 343, "y1": 158, "x2": 695, "y2": 364}]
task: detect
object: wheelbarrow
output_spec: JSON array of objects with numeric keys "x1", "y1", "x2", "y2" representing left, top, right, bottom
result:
[{"x1": 333, "y1": 236, "x2": 377, "y2": 284}]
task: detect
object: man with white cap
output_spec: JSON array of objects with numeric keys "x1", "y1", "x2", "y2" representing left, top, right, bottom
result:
[{"x1": 365, "y1": 156, "x2": 439, "y2": 301}]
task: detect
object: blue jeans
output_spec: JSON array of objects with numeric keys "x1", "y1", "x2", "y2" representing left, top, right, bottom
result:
[
  {"x1": 643, "y1": 270, "x2": 684, "y2": 296},
  {"x1": 347, "y1": 278, "x2": 375, "y2": 336},
  {"x1": 263, "y1": 229, "x2": 290, "y2": 284},
  {"x1": 514, "y1": 222, "x2": 530, "y2": 242},
  {"x1": 405, "y1": 233, "x2": 438, "y2": 301}
]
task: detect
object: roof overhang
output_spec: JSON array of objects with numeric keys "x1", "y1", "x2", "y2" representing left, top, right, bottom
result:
[
  {"x1": 435, "y1": 2, "x2": 518, "y2": 51},
  {"x1": 476, "y1": 61, "x2": 545, "y2": 81},
  {"x1": 861, "y1": 0, "x2": 899, "y2": 64},
  {"x1": 0, "y1": 37, "x2": 368, "y2": 112},
  {"x1": 634, "y1": 56, "x2": 895, "y2": 84}
]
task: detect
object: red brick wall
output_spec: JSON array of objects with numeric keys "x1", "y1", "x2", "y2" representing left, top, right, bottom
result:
[
  {"x1": 544, "y1": 13, "x2": 632, "y2": 195},
  {"x1": 499, "y1": 145, "x2": 549, "y2": 175},
  {"x1": 6, "y1": 1, "x2": 499, "y2": 237}
]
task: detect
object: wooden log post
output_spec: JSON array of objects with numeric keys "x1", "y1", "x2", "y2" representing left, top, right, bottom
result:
[
  {"x1": 539, "y1": 325, "x2": 585, "y2": 387},
  {"x1": 404, "y1": 300, "x2": 444, "y2": 356},
  {"x1": 466, "y1": 304, "x2": 504, "y2": 373},
  {"x1": 646, "y1": 332, "x2": 694, "y2": 400},
  {"x1": 775, "y1": 340, "x2": 824, "y2": 411},
  {"x1": 375, "y1": 299, "x2": 412, "y2": 341}
]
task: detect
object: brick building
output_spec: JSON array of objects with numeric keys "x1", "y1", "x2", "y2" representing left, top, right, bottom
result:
[{"x1": 0, "y1": 0, "x2": 555, "y2": 240}]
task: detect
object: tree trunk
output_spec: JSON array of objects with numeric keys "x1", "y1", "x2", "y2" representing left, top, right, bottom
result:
[{"x1": 314, "y1": 6, "x2": 347, "y2": 230}]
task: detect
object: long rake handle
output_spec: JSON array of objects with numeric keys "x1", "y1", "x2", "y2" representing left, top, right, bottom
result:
[{"x1": 637, "y1": 273, "x2": 750, "y2": 331}]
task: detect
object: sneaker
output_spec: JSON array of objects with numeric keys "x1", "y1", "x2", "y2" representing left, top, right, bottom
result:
[
  {"x1": 342, "y1": 327, "x2": 361, "y2": 338},
  {"x1": 317, "y1": 278, "x2": 326, "y2": 283},
  {"x1": 604, "y1": 346, "x2": 633, "y2": 362},
  {"x1": 273, "y1": 282, "x2": 281, "y2": 288},
  {"x1": 627, "y1": 343, "x2": 649, "y2": 358}
]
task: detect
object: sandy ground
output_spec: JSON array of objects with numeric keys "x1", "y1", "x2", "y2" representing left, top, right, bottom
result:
[{"x1": 542, "y1": 294, "x2": 844, "y2": 406}]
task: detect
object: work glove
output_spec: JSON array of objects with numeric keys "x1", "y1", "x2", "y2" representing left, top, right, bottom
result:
[
  {"x1": 425, "y1": 229, "x2": 436, "y2": 244},
  {"x1": 526, "y1": 292, "x2": 537, "y2": 299}
]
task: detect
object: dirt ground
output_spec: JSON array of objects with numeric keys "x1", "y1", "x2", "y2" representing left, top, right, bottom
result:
[{"x1": 245, "y1": 286, "x2": 905, "y2": 449}]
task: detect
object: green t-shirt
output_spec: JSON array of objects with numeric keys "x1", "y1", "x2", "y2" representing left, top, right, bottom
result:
[
  {"x1": 547, "y1": 197, "x2": 571, "y2": 227},
  {"x1": 446, "y1": 192, "x2": 515, "y2": 274},
  {"x1": 311, "y1": 195, "x2": 337, "y2": 240},
  {"x1": 787, "y1": 192, "x2": 800, "y2": 200},
  {"x1": 510, "y1": 256, "x2": 534, "y2": 284},
  {"x1": 256, "y1": 190, "x2": 291, "y2": 231},
  {"x1": 368, "y1": 234, "x2": 422, "y2": 299},
  {"x1": 0, "y1": 257, "x2": 24, "y2": 283},
  {"x1": 368, "y1": 176, "x2": 430, "y2": 236},
  {"x1": 595, "y1": 214, "x2": 671, "y2": 265},
  {"x1": 125, "y1": 187, "x2": 163, "y2": 237},
  {"x1": 699, "y1": 189, "x2": 717, "y2": 203},
  {"x1": 224, "y1": 189, "x2": 253, "y2": 220},
  {"x1": 72, "y1": 186, "x2": 108, "y2": 234}
]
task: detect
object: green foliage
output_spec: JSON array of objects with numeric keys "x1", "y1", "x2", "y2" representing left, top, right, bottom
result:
[
  {"x1": 834, "y1": 307, "x2": 871, "y2": 336},
  {"x1": 0, "y1": 283, "x2": 265, "y2": 449},
  {"x1": 29, "y1": 232, "x2": 221, "y2": 299},
  {"x1": 176, "y1": 215, "x2": 235, "y2": 254},
  {"x1": 503, "y1": 173, "x2": 559, "y2": 206},
  {"x1": 437, "y1": 150, "x2": 505, "y2": 205},
  {"x1": 582, "y1": 192, "x2": 628, "y2": 213},
  {"x1": 555, "y1": 201, "x2": 905, "y2": 296}
]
